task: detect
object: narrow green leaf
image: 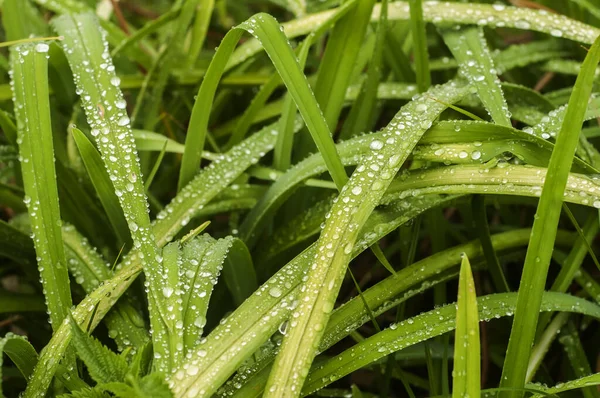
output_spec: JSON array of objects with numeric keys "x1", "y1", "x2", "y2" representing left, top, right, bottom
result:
[
  {"x1": 500, "y1": 32, "x2": 600, "y2": 398},
  {"x1": 0, "y1": 333, "x2": 38, "y2": 397},
  {"x1": 221, "y1": 238, "x2": 257, "y2": 306},
  {"x1": 179, "y1": 13, "x2": 348, "y2": 191},
  {"x1": 71, "y1": 127, "x2": 130, "y2": 247},
  {"x1": 185, "y1": 0, "x2": 215, "y2": 69},
  {"x1": 408, "y1": 0, "x2": 430, "y2": 92},
  {"x1": 452, "y1": 253, "x2": 480, "y2": 398},
  {"x1": 443, "y1": 26, "x2": 511, "y2": 127},
  {"x1": 302, "y1": 292, "x2": 600, "y2": 395},
  {"x1": 10, "y1": 42, "x2": 73, "y2": 328}
]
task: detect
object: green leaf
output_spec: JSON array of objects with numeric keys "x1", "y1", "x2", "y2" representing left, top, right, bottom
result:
[
  {"x1": 69, "y1": 315, "x2": 129, "y2": 384},
  {"x1": 302, "y1": 292, "x2": 600, "y2": 395},
  {"x1": 452, "y1": 254, "x2": 480, "y2": 398},
  {"x1": 500, "y1": 32, "x2": 600, "y2": 398},
  {"x1": 10, "y1": 42, "x2": 73, "y2": 328},
  {"x1": 71, "y1": 127, "x2": 130, "y2": 247},
  {"x1": 408, "y1": 0, "x2": 431, "y2": 92},
  {"x1": 0, "y1": 333, "x2": 38, "y2": 397},
  {"x1": 178, "y1": 12, "x2": 348, "y2": 191},
  {"x1": 443, "y1": 26, "x2": 511, "y2": 127},
  {"x1": 221, "y1": 238, "x2": 257, "y2": 306}
]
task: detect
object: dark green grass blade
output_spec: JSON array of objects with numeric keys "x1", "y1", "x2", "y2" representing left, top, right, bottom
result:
[
  {"x1": 499, "y1": 33, "x2": 600, "y2": 398},
  {"x1": 408, "y1": 0, "x2": 430, "y2": 92},
  {"x1": 71, "y1": 127, "x2": 130, "y2": 248}
]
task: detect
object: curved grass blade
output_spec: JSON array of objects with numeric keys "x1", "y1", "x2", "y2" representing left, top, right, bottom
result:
[
  {"x1": 0, "y1": 333, "x2": 38, "y2": 397},
  {"x1": 71, "y1": 127, "x2": 131, "y2": 248},
  {"x1": 452, "y1": 254, "x2": 480, "y2": 398},
  {"x1": 528, "y1": 372, "x2": 600, "y2": 397},
  {"x1": 228, "y1": 2, "x2": 600, "y2": 71},
  {"x1": 222, "y1": 238, "x2": 257, "y2": 306},
  {"x1": 10, "y1": 42, "x2": 73, "y2": 328},
  {"x1": 500, "y1": 33, "x2": 600, "y2": 398},
  {"x1": 302, "y1": 292, "x2": 600, "y2": 395},
  {"x1": 263, "y1": 81, "x2": 469, "y2": 396},
  {"x1": 224, "y1": 227, "x2": 579, "y2": 398},
  {"x1": 178, "y1": 12, "x2": 348, "y2": 191},
  {"x1": 443, "y1": 26, "x2": 511, "y2": 127}
]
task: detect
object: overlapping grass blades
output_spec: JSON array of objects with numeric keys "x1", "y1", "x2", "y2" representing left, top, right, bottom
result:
[{"x1": 500, "y1": 33, "x2": 600, "y2": 398}]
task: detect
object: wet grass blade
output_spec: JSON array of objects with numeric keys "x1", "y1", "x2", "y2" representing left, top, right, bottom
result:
[
  {"x1": 179, "y1": 13, "x2": 348, "y2": 192},
  {"x1": 443, "y1": 26, "x2": 511, "y2": 127},
  {"x1": 302, "y1": 292, "x2": 600, "y2": 395},
  {"x1": 452, "y1": 254, "x2": 480, "y2": 398},
  {"x1": 499, "y1": 32, "x2": 600, "y2": 398},
  {"x1": 262, "y1": 80, "x2": 469, "y2": 396},
  {"x1": 10, "y1": 42, "x2": 73, "y2": 328},
  {"x1": 71, "y1": 127, "x2": 130, "y2": 248},
  {"x1": 408, "y1": 0, "x2": 430, "y2": 92}
]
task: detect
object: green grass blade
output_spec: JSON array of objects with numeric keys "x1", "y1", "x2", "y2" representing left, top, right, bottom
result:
[
  {"x1": 312, "y1": 0, "x2": 372, "y2": 130},
  {"x1": 452, "y1": 253, "x2": 480, "y2": 398},
  {"x1": 0, "y1": 333, "x2": 38, "y2": 396},
  {"x1": 262, "y1": 80, "x2": 469, "y2": 396},
  {"x1": 302, "y1": 292, "x2": 600, "y2": 395},
  {"x1": 499, "y1": 32, "x2": 600, "y2": 398},
  {"x1": 408, "y1": 0, "x2": 430, "y2": 92},
  {"x1": 179, "y1": 13, "x2": 348, "y2": 192},
  {"x1": 339, "y1": 0, "x2": 387, "y2": 140},
  {"x1": 10, "y1": 42, "x2": 73, "y2": 328},
  {"x1": 71, "y1": 127, "x2": 130, "y2": 248},
  {"x1": 52, "y1": 10, "x2": 163, "y2": 377},
  {"x1": 558, "y1": 320, "x2": 596, "y2": 398},
  {"x1": 443, "y1": 26, "x2": 511, "y2": 127},
  {"x1": 185, "y1": 0, "x2": 215, "y2": 69},
  {"x1": 222, "y1": 238, "x2": 257, "y2": 306}
]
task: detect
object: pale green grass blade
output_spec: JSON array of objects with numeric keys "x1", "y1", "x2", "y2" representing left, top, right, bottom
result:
[
  {"x1": 443, "y1": 26, "x2": 511, "y2": 127},
  {"x1": 452, "y1": 254, "x2": 480, "y2": 398},
  {"x1": 71, "y1": 127, "x2": 130, "y2": 247},
  {"x1": 133, "y1": 130, "x2": 189, "y2": 155},
  {"x1": 23, "y1": 120, "x2": 278, "y2": 397},
  {"x1": 302, "y1": 292, "x2": 600, "y2": 395},
  {"x1": 408, "y1": 0, "x2": 430, "y2": 92},
  {"x1": 263, "y1": 80, "x2": 469, "y2": 396},
  {"x1": 228, "y1": 2, "x2": 600, "y2": 71},
  {"x1": 10, "y1": 42, "x2": 73, "y2": 329},
  {"x1": 179, "y1": 13, "x2": 348, "y2": 192},
  {"x1": 52, "y1": 10, "x2": 164, "y2": 378},
  {"x1": 528, "y1": 372, "x2": 600, "y2": 397},
  {"x1": 185, "y1": 0, "x2": 215, "y2": 69},
  {"x1": 499, "y1": 33, "x2": 600, "y2": 398},
  {"x1": 226, "y1": 226, "x2": 557, "y2": 398}
]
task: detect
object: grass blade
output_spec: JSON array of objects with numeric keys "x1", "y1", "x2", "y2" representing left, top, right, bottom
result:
[
  {"x1": 443, "y1": 26, "x2": 511, "y2": 127},
  {"x1": 10, "y1": 42, "x2": 73, "y2": 328},
  {"x1": 408, "y1": 0, "x2": 430, "y2": 92},
  {"x1": 452, "y1": 254, "x2": 480, "y2": 398},
  {"x1": 499, "y1": 32, "x2": 600, "y2": 398},
  {"x1": 71, "y1": 127, "x2": 131, "y2": 248}
]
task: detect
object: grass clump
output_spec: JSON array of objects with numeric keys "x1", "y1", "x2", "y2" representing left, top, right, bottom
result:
[{"x1": 2, "y1": 1, "x2": 600, "y2": 397}]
